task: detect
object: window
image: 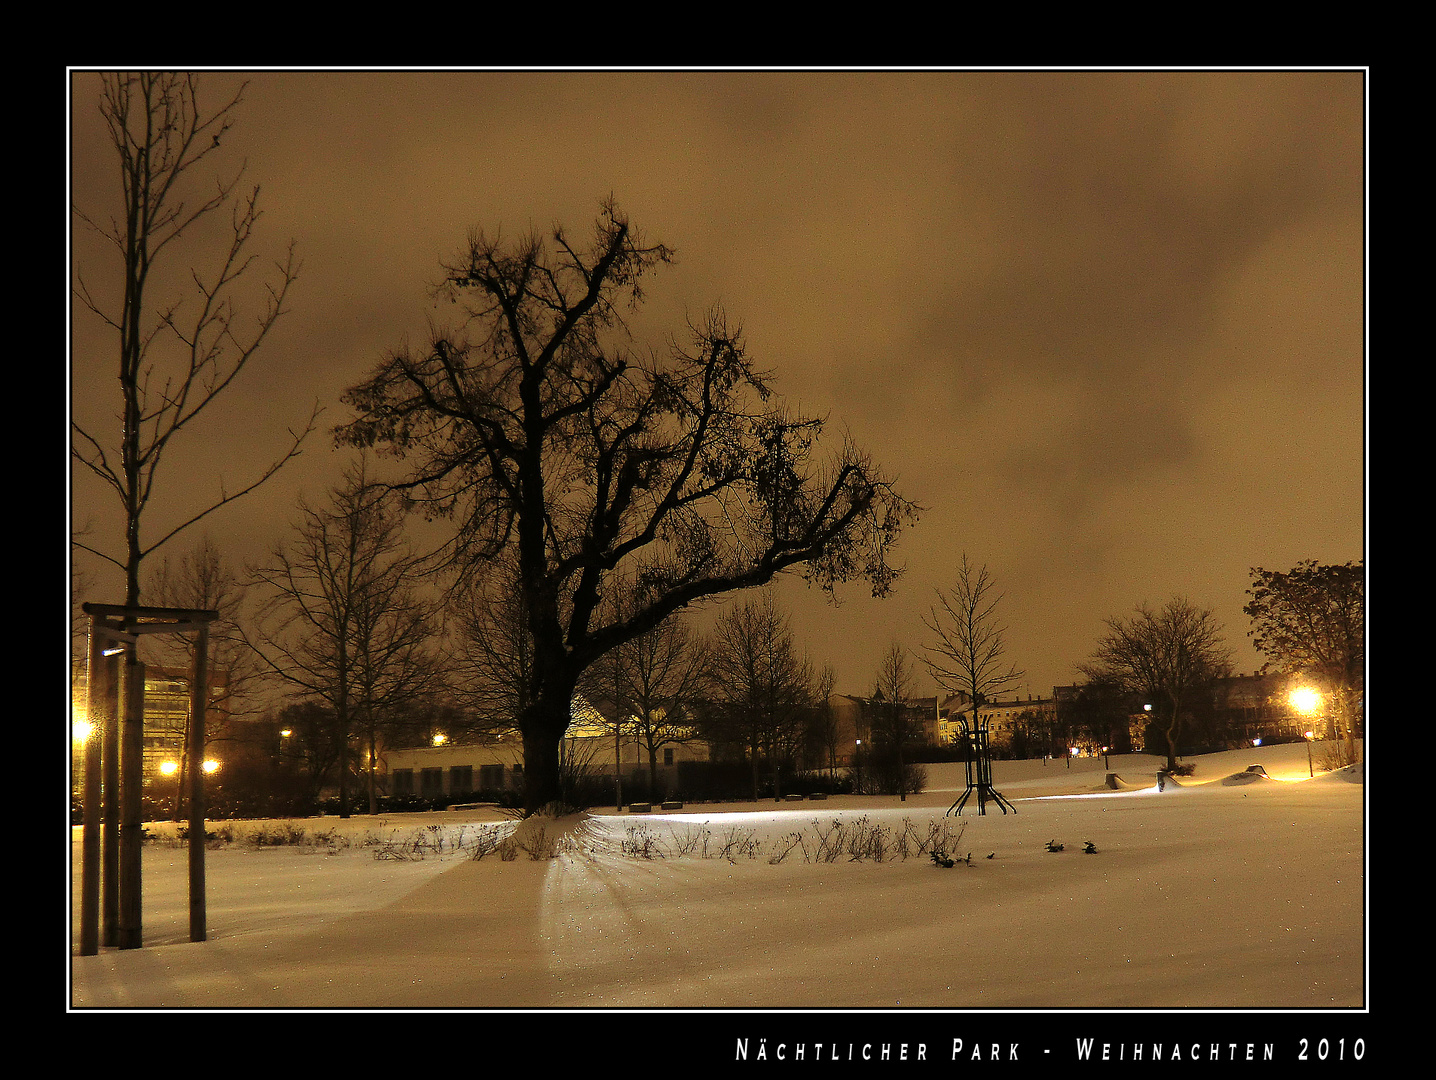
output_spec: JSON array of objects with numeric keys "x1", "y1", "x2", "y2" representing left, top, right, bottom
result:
[
  {"x1": 392, "y1": 769, "x2": 414, "y2": 795},
  {"x1": 664, "y1": 748, "x2": 674, "y2": 766},
  {"x1": 450, "y1": 765, "x2": 473, "y2": 795},
  {"x1": 420, "y1": 767, "x2": 444, "y2": 798}
]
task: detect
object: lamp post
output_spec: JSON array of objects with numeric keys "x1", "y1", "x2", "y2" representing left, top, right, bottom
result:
[{"x1": 1304, "y1": 730, "x2": 1315, "y2": 778}]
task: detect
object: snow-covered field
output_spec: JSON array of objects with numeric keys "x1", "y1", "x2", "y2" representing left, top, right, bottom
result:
[{"x1": 69, "y1": 745, "x2": 1365, "y2": 1021}]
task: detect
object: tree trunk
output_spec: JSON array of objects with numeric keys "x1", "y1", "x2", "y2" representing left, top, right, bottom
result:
[{"x1": 520, "y1": 683, "x2": 576, "y2": 815}]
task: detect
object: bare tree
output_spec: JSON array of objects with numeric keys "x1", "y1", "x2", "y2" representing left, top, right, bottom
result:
[
  {"x1": 143, "y1": 533, "x2": 256, "y2": 714},
  {"x1": 72, "y1": 72, "x2": 317, "y2": 609},
  {"x1": 245, "y1": 457, "x2": 444, "y2": 816},
  {"x1": 919, "y1": 554, "x2": 1025, "y2": 740},
  {"x1": 337, "y1": 201, "x2": 916, "y2": 812},
  {"x1": 141, "y1": 534, "x2": 259, "y2": 817},
  {"x1": 706, "y1": 590, "x2": 815, "y2": 801},
  {"x1": 619, "y1": 612, "x2": 710, "y2": 799},
  {"x1": 810, "y1": 663, "x2": 840, "y2": 778},
  {"x1": 1080, "y1": 597, "x2": 1232, "y2": 773},
  {"x1": 348, "y1": 548, "x2": 449, "y2": 813}
]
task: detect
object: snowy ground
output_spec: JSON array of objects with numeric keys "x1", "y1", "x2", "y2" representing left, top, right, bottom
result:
[{"x1": 69, "y1": 745, "x2": 1365, "y2": 1019}]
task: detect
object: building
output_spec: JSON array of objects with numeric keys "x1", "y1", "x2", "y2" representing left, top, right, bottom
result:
[
  {"x1": 379, "y1": 693, "x2": 711, "y2": 800},
  {"x1": 71, "y1": 661, "x2": 231, "y2": 784},
  {"x1": 943, "y1": 694, "x2": 1058, "y2": 754}
]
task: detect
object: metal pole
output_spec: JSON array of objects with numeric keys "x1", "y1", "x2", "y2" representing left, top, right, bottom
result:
[{"x1": 188, "y1": 627, "x2": 209, "y2": 942}]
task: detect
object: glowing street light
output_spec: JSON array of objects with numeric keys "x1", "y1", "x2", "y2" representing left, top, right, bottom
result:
[
  {"x1": 202, "y1": 759, "x2": 220, "y2": 775},
  {"x1": 1290, "y1": 686, "x2": 1322, "y2": 718}
]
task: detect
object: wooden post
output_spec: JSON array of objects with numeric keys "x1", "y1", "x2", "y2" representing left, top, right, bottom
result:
[
  {"x1": 79, "y1": 621, "x2": 108, "y2": 956},
  {"x1": 81, "y1": 604, "x2": 220, "y2": 952},
  {"x1": 188, "y1": 626, "x2": 209, "y2": 942},
  {"x1": 102, "y1": 651, "x2": 121, "y2": 948},
  {"x1": 118, "y1": 654, "x2": 146, "y2": 949}
]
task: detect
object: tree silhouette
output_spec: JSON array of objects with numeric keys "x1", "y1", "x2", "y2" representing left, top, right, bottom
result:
[
  {"x1": 338, "y1": 201, "x2": 916, "y2": 812},
  {"x1": 245, "y1": 457, "x2": 445, "y2": 816},
  {"x1": 919, "y1": 554, "x2": 1025, "y2": 737},
  {"x1": 1081, "y1": 597, "x2": 1232, "y2": 772},
  {"x1": 1245, "y1": 560, "x2": 1363, "y2": 760}
]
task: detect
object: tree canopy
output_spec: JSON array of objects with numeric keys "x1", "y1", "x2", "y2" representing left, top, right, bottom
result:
[{"x1": 1245, "y1": 559, "x2": 1364, "y2": 754}]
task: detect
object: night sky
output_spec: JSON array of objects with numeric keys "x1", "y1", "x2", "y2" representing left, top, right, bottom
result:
[{"x1": 68, "y1": 69, "x2": 1366, "y2": 699}]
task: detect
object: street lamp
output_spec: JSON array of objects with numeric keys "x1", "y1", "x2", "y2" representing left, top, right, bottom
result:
[{"x1": 1304, "y1": 730, "x2": 1315, "y2": 778}]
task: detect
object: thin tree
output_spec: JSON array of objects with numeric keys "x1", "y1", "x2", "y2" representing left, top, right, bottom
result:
[
  {"x1": 871, "y1": 642, "x2": 920, "y2": 800},
  {"x1": 919, "y1": 554, "x2": 1026, "y2": 746},
  {"x1": 72, "y1": 72, "x2": 317, "y2": 610},
  {"x1": 706, "y1": 590, "x2": 815, "y2": 801},
  {"x1": 244, "y1": 457, "x2": 441, "y2": 816},
  {"x1": 621, "y1": 612, "x2": 710, "y2": 799},
  {"x1": 348, "y1": 547, "x2": 448, "y2": 813},
  {"x1": 1244, "y1": 560, "x2": 1364, "y2": 762},
  {"x1": 1080, "y1": 597, "x2": 1232, "y2": 773},
  {"x1": 810, "y1": 663, "x2": 840, "y2": 779},
  {"x1": 143, "y1": 533, "x2": 257, "y2": 713},
  {"x1": 141, "y1": 534, "x2": 256, "y2": 817},
  {"x1": 337, "y1": 201, "x2": 916, "y2": 812}
]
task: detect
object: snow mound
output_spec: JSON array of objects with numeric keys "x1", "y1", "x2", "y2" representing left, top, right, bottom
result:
[
  {"x1": 1220, "y1": 765, "x2": 1271, "y2": 786},
  {"x1": 1314, "y1": 760, "x2": 1364, "y2": 784},
  {"x1": 1100, "y1": 773, "x2": 1148, "y2": 791}
]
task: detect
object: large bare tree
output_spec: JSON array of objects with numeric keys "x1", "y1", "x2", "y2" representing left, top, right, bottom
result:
[
  {"x1": 72, "y1": 72, "x2": 316, "y2": 608},
  {"x1": 1081, "y1": 597, "x2": 1232, "y2": 773},
  {"x1": 337, "y1": 201, "x2": 916, "y2": 812}
]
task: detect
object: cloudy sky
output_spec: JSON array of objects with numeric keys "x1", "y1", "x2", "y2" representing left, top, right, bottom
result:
[{"x1": 68, "y1": 68, "x2": 1366, "y2": 699}]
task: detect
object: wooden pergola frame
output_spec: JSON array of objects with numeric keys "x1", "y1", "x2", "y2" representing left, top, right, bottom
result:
[{"x1": 78, "y1": 604, "x2": 218, "y2": 954}]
